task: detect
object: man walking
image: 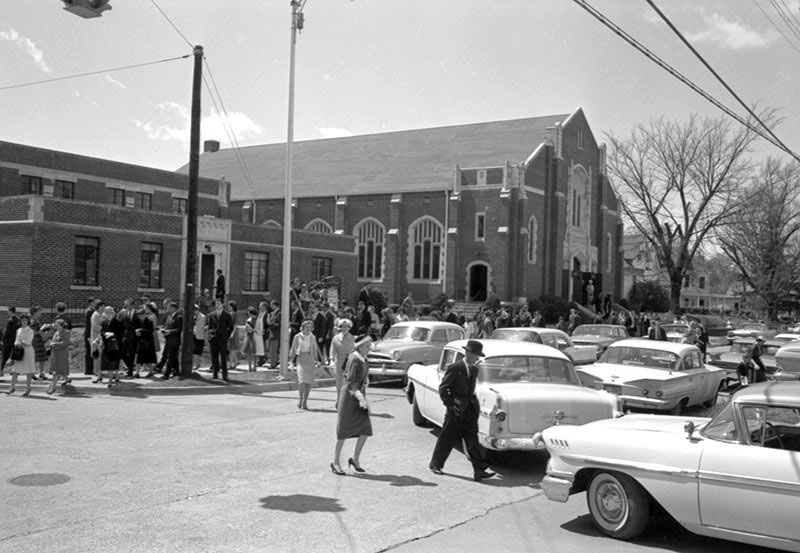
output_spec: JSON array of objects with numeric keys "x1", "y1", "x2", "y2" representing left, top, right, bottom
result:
[
  {"x1": 207, "y1": 298, "x2": 233, "y2": 381},
  {"x1": 429, "y1": 340, "x2": 495, "y2": 482}
]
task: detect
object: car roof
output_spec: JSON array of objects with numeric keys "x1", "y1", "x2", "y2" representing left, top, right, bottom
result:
[
  {"x1": 447, "y1": 339, "x2": 570, "y2": 360},
  {"x1": 391, "y1": 321, "x2": 463, "y2": 330},
  {"x1": 733, "y1": 381, "x2": 800, "y2": 406},
  {"x1": 607, "y1": 338, "x2": 698, "y2": 355},
  {"x1": 492, "y1": 327, "x2": 567, "y2": 336}
]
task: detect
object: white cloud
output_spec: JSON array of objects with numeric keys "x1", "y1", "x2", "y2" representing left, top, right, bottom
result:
[
  {"x1": 686, "y1": 13, "x2": 780, "y2": 50},
  {"x1": 318, "y1": 127, "x2": 354, "y2": 138},
  {"x1": 0, "y1": 27, "x2": 52, "y2": 73},
  {"x1": 135, "y1": 101, "x2": 264, "y2": 145},
  {"x1": 105, "y1": 75, "x2": 127, "y2": 89}
]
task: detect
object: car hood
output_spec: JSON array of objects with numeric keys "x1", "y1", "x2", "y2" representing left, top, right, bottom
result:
[
  {"x1": 546, "y1": 413, "x2": 709, "y2": 439},
  {"x1": 577, "y1": 363, "x2": 676, "y2": 383},
  {"x1": 370, "y1": 340, "x2": 426, "y2": 355},
  {"x1": 480, "y1": 383, "x2": 616, "y2": 432}
]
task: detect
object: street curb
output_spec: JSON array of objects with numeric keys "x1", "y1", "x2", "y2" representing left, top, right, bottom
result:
[{"x1": 5, "y1": 377, "x2": 338, "y2": 397}]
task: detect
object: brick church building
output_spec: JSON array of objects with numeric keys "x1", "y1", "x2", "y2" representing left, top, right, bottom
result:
[{"x1": 191, "y1": 107, "x2": 625, "y2": 307}]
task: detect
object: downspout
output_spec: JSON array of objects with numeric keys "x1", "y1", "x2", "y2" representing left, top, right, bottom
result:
[{"x1": 442, "y1": 187, "x2": 450, "y2": 295}]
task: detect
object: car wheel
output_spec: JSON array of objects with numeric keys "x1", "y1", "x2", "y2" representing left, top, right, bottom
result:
[
  {"x1": 703, "y1": 383, "x2": 724, "y2": 409},
  {"x1": 587, "y1": 471, "x2": 650, "y2": 540},
  {"x1": 412, "y1": 396, "x2": 427, "y2": 427}
]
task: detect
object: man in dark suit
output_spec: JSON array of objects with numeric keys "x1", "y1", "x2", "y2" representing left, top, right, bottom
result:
[
  {"x1": 429, "y1": 340, "x2": 495, "y2": 482},
  {"x1": 160, "y1": 301, "x2": 183, "y2": 380},
  {"x1": 0, "y1": 307, "x2": 21, "y2": 376},
  {"x1": 83, "y1": 297, "x2": 99, "y2": 375},
  {"x1": 117, "y1": 298, "x2": 140, "y2": 377},
  {"x1": 215, "y1": 269, "x2": 226, "y2": 301},
  {"x1": 207, "y1": 298, "x2": 234, "y2": 380}
]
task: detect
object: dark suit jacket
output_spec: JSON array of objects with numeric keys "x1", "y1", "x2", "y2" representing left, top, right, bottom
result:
[
  {"x1": 648, "y1": 325, "x2": 667, "y2": 341},
  {"x1": 207, "y1": 309, "x2": 233, "y2": 346},
  {"x1": 162, "y1": 311, "x2": 183, "y2": 345},
  {"x1": 3, "y1": 315, "x2": 20, "y2": 346},
  {"x1": 438, "y1": 359, "x2": 479, "y2": 416}
]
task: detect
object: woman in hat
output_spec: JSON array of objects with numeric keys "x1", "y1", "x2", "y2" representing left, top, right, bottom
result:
[
  {"x1": 47, "y1": 319, "x2": 71, "y2": 394},
  {"x1": 289, "y1": 319, "x2": 325, "y2": 410},
  {"x1": 331, "y1": 335, "x2": 373, "y2": 475},
  {"x1": 330, "y1": 318, "x2": 355, "y2": 408}
]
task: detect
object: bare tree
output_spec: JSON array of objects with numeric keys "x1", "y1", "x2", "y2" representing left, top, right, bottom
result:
[
  {"x1": 718, "y1": 159, "x2": 800, "y2": 320},
  {"x1": 606, "y1": 113, "x2": 767, "y2": 313}
]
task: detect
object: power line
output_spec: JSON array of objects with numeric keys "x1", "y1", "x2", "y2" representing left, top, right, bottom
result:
[
  {"x1": 0, "y1": 55, "x2": 190, "y2": 92},
  {"x1": 752, "y1": 0, "x2": 800, "y2": 55},
  {"x1": 149, "y1": 0, "x2": 194, "y2": 49},
  {"x1": 569, "y1": 0, "x2": 797, "y2": 161},
  {"x1": 202, "y1": 58, "x2": 262, "y2": 211},
  {"x1": 769, "y1": 0, "x2": 800, "y2": 43},
  {"x1": 645, "y1": 0, "x2": 800, "y2": 164}
]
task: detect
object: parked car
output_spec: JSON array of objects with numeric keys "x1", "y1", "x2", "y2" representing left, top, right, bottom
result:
[
  {"x1": 490, "y1": 327, "x2": 596, "y2": 365},
  {"x1": 405, "y1": 339, "x2": 620, "y2": 451},
  {"x1": 570, "y1": 324, "x2": 630, "y2": 357},
  {"x1": 787, "y1": 322, "x2": 800, "y2": 333},
  {"x1": 727, "y1": 322, "x2": 771, "y2": 344},
  {"x1": 711, "y1": 337, "x2": 784, "y2": 376},
  {"x1": 660, "y1": 323, "x2": 689, "y2": 343},
  {"x1": 774, "y1": 339, "x2": 800, "y2": 381},
  {"x1": 536, "y1": 381, "x2": 800, "y2": 551},
  {"x1": 576, "y1": 339, "x2": 730, "y2": 414},
  {"x1": 774, "y1": 333, "x2": 800, "y2": 342},
  {"x1": 367, "y1": 321, "x2": 465, "y2": 385}
]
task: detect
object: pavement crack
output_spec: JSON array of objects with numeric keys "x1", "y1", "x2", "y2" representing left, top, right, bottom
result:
[{"x1": 377, "y1": 491, "x2": 544, "y2": 552}]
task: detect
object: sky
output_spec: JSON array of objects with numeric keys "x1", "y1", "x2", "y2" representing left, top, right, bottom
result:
[{"x1": 2, "y1": 1, "x2": 799, "y2": 172}]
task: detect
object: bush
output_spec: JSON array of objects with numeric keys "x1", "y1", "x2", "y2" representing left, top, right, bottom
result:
[
  {"x1": 429, "y1": 292, "x2": 450, "y2": 312},
  {"x1": 530, "y1": 295, "x2": 572, "y2": 325}
]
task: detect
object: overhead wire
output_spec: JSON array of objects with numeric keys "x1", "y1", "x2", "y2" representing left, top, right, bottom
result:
[
  {"x1": 148, "y1": 0, "x2": 194, "y2": 49},
  {"x1": 645, "y1": 0, "x2": 800, "y2": 164},
  {"x1": 569, "y1": 0, "x2": 798, "y2": 161},
  {"x1": 146, "y1": 0, "x2": 262, "y2": 210},
  {"x1": 202, "y1": 58, "x2": 262, "y2": 211},
  {"x1": 769, "y1": 0, "x2": 800, "y2": 43},
  {"x1": 751, "y1": 0, "x2": 800, "y2": 55},
  {"x1": 0, "y1": 55, "x2": 190, "y2": 91}
]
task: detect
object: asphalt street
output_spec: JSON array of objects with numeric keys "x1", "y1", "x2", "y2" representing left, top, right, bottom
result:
[{"x1": 0, "y1": 377, "x2": 780, "y2": 553}]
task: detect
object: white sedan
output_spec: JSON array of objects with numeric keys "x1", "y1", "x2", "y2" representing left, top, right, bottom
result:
[
  {"x1": 537, "y1": 381, "x2": 800, "y2": 552},
  {"x1": 405, "y1": 339, "x2": 620, "y2": 451},
  {"x1": 577, "y1": 339, "x2": 730, "y2": 414}
]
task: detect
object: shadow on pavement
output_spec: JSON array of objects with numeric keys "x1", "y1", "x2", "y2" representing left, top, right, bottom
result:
[
  {"x1": 259, "y1": 494, "x2": 345, "y2": 513},
  {"x1": 348, "y1": 472, "x2": 438, "y2": 487}
]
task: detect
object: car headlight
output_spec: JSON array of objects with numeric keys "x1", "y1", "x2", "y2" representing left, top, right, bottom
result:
[{"x1": 392, "y1": 351, "x2": 403, "y2": 361}]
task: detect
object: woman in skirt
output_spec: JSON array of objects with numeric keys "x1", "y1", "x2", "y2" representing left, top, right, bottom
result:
[
  {"x1": 135, "y1": 303, "x2": 159, "y2": 378},
  {"x1": 331, "y1": 335, "x2": 373, "y2": 475},
  {"x1": 6, "y1": 314, "x2": 35, "y2": 396},
  {"x1": 29, "y1": 306, "x2": 49, "y2": 380},
  {"x1": 289, "y1": 319, "x2": 324, "y2": 410}
]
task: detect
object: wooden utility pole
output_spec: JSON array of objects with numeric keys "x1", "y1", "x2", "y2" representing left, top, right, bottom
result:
[{"x1": 180, "y1": 45, "x2": 203, "y2": 378}]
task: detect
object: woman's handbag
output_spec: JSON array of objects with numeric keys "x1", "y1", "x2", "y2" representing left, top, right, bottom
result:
[{"x1": 11, "y1": 346, "x2": 24, "y2": 361}]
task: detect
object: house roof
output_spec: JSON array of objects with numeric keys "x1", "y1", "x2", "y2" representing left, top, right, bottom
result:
[{"x1": 186, "y1": 112, "x2": 573, "y2": 201}]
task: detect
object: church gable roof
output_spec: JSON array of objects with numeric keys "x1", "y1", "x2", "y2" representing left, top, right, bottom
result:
[{"x1": 190, "y1": 113, "x2": 571, "y2": 201}]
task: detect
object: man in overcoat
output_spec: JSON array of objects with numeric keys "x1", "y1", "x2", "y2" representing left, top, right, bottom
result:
[{"x1": 429, "y1": 340, "x2": 495, "y2": 482}]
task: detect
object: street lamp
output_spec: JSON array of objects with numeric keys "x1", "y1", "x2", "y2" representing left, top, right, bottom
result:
[{"x1": 62, "y1": 0, "x2": 112, "y2": 18}]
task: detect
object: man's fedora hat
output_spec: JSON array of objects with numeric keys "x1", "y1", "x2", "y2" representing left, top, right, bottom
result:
[{"x1": 464, "y1": 340, "x2": 485, "y2": 357}]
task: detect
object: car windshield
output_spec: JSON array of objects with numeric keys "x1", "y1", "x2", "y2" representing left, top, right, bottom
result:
[
  {"x1": 701, "y1": 401, "x2": 738, "y2": 442},
  {"x1": 477, "y1": 356, "x2": 579, "y2": 385},
  {"x1": 731, "y1": 342, "x2": 753, "y2": 353},
  {"x1": 383, "y1": 326, "x2": 429, "y2": 342},
  {"x1": 490, "y1": 329, "x2": 542, "y2": 343},
  {"x1": 600, "y1": 346, "x2": 679, "y2": 370},
  {"x1": 572, "y1": 326, "x2": 612, "y2": 337},
  {"x1": 662, "y1": 325, "x2": 687, "y2": 333}
]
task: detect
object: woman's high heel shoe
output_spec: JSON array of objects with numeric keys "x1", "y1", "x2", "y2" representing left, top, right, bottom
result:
[
  {"x1": 5, "y1": 387, "x2": 15, "y2": 395},
  {"x1": 330, "y1": 463, "x2": 345, "y2": 475},
  {"x1": 21, "y1": 389, "x2": 30, "y2": 397},
  {"x1": 348, "y1": 458, "x2": 365, "y2": 473}
]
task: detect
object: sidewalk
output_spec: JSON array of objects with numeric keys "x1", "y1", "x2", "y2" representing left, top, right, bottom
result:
[{"x1": 0, "y1": 364, "x2": 337, "y2": 396}]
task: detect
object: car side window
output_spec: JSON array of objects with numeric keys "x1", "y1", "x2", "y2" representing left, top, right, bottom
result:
[
  {"x1": 439, "y1": 348, "x2": 458, "y2": 373},
  {"x1": 554, "y1": 336, "x2": 570, "y2": 351},
  {"x1": 542, "y1": 335, "x2": 556, "y2": 348},
  {"x1": 683, "y1": 353, "x2": 694, "y2": 371},
  {"x1": 431, "y1": 329, "x2": 448, "y2": 343},
  {"x1": 447, "y1": 328, "x2": 465, "y2": 341}
]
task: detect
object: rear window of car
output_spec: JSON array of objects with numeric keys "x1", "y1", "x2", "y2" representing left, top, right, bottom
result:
[
  {"x1": 601, "y1": 346, "x2": 678, "y2": 370},
  {"x1": 477, "y1": 356, "x2": 578, "y2": 385}
]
